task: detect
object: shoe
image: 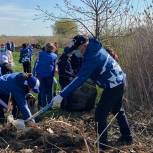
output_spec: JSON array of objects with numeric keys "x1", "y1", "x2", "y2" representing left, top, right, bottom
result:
[{"x1": 116, "y1": 136, "x2": 133, "y2": 146}]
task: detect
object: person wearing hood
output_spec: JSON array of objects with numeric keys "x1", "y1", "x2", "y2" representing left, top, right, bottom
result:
[
  {"x1": 52, "y1": 35, "x2": 132, "y2": 150},
  {"x1": 0, "y1": 72, "x2": 40, "y2": 126}
]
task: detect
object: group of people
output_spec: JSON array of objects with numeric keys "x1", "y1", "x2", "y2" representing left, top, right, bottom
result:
[{"x1": 0, "y1": 35, "x2": 133, "y2": 150}]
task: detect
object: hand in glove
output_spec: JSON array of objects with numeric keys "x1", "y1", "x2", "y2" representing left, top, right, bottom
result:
[
  {"x1": 52, "y1": 95, "x2": 63, "y2": 109},
  {"x1": 7, "y1": 115, "x2": 15, "y2": 124}
]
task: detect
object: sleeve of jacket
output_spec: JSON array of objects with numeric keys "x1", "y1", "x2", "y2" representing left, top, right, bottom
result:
[
  {"x1": 60, "y1": 58, "x2": 98, "y2": 97},
  {"x1": 12, "y1": 92, "x2": 33, "y2": 121}
]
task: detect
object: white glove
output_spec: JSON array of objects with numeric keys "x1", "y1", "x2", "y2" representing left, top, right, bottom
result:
[
  {"x1": 7, "y1": 115, "x2": 15, "y2": 124},
  {"x1": 52, "y1": 95, "x2": 63, "y2": 109}
]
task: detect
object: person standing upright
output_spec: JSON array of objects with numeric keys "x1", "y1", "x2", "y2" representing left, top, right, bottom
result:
[
  {"x1": 19, "y1": 43, "x2": 32, "y2": 73},
  {"x1": 34, "y1": 43, "x2": 57, "y2": 108}
]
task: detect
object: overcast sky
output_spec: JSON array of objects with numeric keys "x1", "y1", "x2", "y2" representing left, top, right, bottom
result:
[{"x1": 0, "y1": 0, "x2": 152, "y2": 36}]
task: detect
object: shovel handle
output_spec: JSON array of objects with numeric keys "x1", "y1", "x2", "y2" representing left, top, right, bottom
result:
[{"x1": 25, "y1": 101, "x2": 53, "y2": 122}]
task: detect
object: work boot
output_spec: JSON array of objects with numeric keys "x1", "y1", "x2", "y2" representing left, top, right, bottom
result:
[{"x1": 116, "y1": 135, "x2": 133, "y2": 146}]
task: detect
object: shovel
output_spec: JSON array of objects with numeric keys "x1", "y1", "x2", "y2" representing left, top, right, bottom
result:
[{"x1": 8, "y1": 101, "x2": 53, "y2": 129}]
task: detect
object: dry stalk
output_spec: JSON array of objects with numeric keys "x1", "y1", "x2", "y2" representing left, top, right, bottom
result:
[
  {"x1": 0, "y1": 136, "x2": 10, "y2": 150},
  {"x1": 83, "y1": 137, "x2": 91, "y2": 153},
  {"x1": 52, "y1": 120, "x2": 72, "y2": 127},
  {"x1": 94, "y1": 112, "x2": 119, "y2": 144},
  {"x1": 99, "y1": 142, "x2": 125, "y2": 153}
]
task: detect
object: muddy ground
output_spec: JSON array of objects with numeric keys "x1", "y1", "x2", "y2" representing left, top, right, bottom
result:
[{"x1": 0, "y1": 110, "x2": 153, "y2": 153}]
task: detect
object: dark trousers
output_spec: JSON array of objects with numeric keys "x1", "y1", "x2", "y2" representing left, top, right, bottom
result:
[
  {"x1": 38, "y1": 76, "x2": 53, "y2": 107},
  {"x1": 23, "y1": 61, "x2": 31, "y2": 73},
  {"x1": 59, "y1": 77, "x2": 72, "y2": 90},
  {"x1": 0, "y1": 93, "x2": 18, "y2": 124},
  {"x1": 95, "y1": 84, "x2": 131, "y2": 144}
]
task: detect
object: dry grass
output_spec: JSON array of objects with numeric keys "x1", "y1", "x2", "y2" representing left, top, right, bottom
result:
[{"x1": 0, "y1": 36, "x2": 57, "y2": 47}]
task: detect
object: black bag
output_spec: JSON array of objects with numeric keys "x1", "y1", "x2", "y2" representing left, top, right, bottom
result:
[{"x1": 61, "y1": 80, "x2": 97, "y2": 112}]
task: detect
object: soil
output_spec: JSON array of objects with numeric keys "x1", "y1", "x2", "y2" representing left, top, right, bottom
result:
[{"x1": 0, "y1": 110, "x2": 153, "y2": 153}]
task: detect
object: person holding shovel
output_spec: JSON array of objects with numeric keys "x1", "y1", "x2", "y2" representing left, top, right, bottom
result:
[
  {"x1": 0, "y1": 72, "x2": 39, "y2": 127},
  {"x1": 52, "y1": 35, "x2": 133, "y2": 150}
]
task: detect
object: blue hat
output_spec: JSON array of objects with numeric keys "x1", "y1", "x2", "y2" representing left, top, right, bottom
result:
[
  {"x1": 24, "y1": 76, "x2": 40, "y2": 93},
  {"x1": 66, "y1": 35, "x2": 87, "y2": 54}
]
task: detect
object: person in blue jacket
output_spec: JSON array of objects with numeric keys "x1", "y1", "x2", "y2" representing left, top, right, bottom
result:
[
  {"x1": 0, "y1": 72, "x2": 40, "y2": 126},
  {"x1": 19, "y1": 43, "x2": 32, "y2": 73},
  {"x1": 34, "y1": 43, "x2": 57, "y2": 108},
  {"x1": 52, "y1": 35, "x2": 132, "y2": 150}
]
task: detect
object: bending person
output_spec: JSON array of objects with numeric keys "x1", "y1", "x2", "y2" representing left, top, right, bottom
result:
[
  {"x1": 0, "y1": 72, "x2": 39, "y2": 126},
  {"x1": 52, "y1": 35, "x2": 132, "y2": 150}
]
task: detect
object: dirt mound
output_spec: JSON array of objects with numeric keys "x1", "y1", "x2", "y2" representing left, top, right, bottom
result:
[
  {"x1": 0, "y1": 120, "x2": 84, "y2": 153},
  {"x1": 0, "y1": 111, "x2": 153, "y2": 153}
]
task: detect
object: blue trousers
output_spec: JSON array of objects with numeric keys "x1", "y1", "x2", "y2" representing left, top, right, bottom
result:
[
  {"x1": 95, "y1": 84, "x2": 131, "y2": 144},
  {"x1": 38, "y1": 76, "x2": 53, "y2": 107}
]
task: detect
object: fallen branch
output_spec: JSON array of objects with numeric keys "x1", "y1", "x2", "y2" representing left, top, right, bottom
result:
[{"x1": 0, "y1": 136, "x2": 10, "y2": 150}]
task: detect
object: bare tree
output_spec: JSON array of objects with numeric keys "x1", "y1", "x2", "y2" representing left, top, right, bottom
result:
[{"x1": 35, "y1": 0, "x2": 131, "y2": 40}]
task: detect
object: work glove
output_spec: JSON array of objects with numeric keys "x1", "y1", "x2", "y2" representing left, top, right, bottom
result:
[
  {"x1": 7, "y1": 115, "x2": 15, "y2": 124},
  {"x1": 52, "y1": 95, "x2": 63, "y2": 109},
  {"x1": 7, "y1": 115, "x2": 25, "y2": 129}
]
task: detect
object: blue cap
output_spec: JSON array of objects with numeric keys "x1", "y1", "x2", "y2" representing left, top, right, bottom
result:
[{"x1": 26, "y1": 76, "x2": 40, "y2": 93}]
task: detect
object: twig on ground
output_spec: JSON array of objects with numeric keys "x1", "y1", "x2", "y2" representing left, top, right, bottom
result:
[
  {"x1": 52, "y1": 120, "x2": 72, "y2": 127},
  {"x1": 83, "y1": 137, "x2": 91, "y2": 153},
  {"x1": 99, "y1": 142, "x2": 125, "y2": 153},
  {"x1": 94, "y1": 112, "x2": 119, "y2": 144},
  {"x1": 0, "y1": 136, "x2": 10, "y2": 150}
]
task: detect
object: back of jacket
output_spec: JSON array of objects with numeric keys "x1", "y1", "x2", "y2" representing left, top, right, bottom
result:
[
  {"x1": 0, "y1": 72, "x2": 33, "y2": 120},
  {"x1": 36, "y1": 51, "x2": 57, "y2": 77},
  {"x1": 19, "y1": 47, "x2": 32, "y2": 63}
]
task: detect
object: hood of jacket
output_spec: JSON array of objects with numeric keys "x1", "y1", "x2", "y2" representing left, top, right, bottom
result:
[{"x1": 84, "y1": 38, "x2": 102, "y2": 59}]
